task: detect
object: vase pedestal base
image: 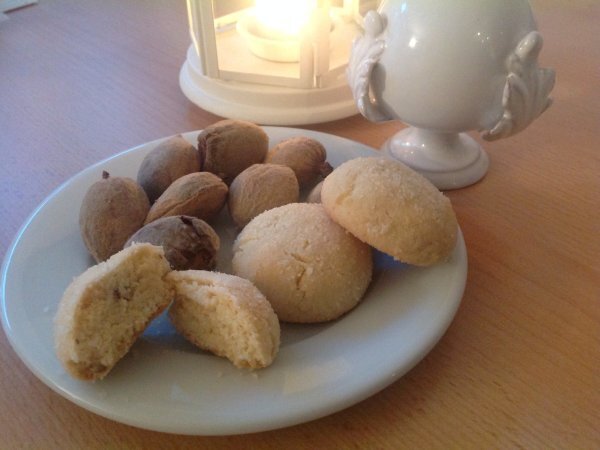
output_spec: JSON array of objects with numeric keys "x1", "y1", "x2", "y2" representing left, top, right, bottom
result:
[{"x1": 382, "y1": 127, "x2": 490, "y2": 190}]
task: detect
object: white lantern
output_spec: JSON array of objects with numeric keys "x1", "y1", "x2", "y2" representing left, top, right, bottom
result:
[{"x1": 180, "y1": 0, "x2": 378, "y2": 125}]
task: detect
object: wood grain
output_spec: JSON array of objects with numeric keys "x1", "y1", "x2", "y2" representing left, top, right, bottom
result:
[{"x1": 1, "y1": 0, "x2": 598, "y2": 448}]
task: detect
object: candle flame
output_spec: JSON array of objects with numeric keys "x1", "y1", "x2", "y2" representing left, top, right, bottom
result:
[{"x1": 254, "y1": 0, "x2": 318, "y2": 39}]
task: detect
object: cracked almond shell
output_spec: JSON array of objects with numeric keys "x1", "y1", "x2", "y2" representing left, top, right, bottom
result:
[{"x1": 125, "y1": 215, "x2": 220, "y2": 271}]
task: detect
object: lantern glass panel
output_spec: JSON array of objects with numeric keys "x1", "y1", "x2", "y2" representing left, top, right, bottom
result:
[{"x1": 213, "y1": 0, "x2": 308, "y2": 84}]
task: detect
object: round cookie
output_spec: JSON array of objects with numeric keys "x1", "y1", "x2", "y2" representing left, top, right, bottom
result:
[
  {"x1": 321, "y1": 157, "x2": 457, "y2": 266},
  {"x1": 232, "y1": 203, "x2": 373, "y2": 323}
]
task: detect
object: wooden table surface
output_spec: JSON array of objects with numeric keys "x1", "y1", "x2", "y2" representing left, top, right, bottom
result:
[{"x1": 1, "y1": 1, "x2": 598, "y2": 448}]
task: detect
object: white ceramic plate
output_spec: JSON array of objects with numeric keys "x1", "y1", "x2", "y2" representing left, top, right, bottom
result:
[{"x1": 1, "y1": 127, "x2": 467, "y2": 435}]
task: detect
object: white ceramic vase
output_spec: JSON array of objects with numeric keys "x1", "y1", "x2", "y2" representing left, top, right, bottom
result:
[{"x1": 347, "y1": 0, "x2": 555, "y2": 189}]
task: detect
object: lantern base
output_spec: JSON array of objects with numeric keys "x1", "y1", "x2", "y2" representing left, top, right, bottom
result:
[{"x1": 180, "y1": 45, "x2": 358, "y2": 126}]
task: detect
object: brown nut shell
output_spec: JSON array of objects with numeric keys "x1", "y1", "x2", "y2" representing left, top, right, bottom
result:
[
  {"x1": 125, "y1": 215, "x2": 220, "y2": 271},
  {"x1": 79, "y1": 171, "x2": 150, "y2": 262},
  {"x1": 228, "y1": 164, "x2": 299, "y2": 227},
  {"x1": 265, "y1": 136, "x2": 332, "y2": 188},
  {"x1": 137, "y1": 135, "x2": 200, "y2": 203},
  {"x1": 145, "y1": 172, "x2": 228, "y2": 224},
  {"x1": 197, "y1": 120, "x2": 268, "y2": 184}
]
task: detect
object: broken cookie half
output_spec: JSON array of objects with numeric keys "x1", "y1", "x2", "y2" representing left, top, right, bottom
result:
[
  {"x1": 54, "y1": 243, "x2": 173, "y2": 381},
  {"x1": 167, "y1": 270, "x2": 280, "y2": 369}
]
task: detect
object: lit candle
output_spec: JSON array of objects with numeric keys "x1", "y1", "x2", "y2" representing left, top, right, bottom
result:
[{"x1": 254, "y1": 0, "x2": 318, "y2": 40}]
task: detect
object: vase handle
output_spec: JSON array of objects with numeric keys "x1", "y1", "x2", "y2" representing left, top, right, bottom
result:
[
  {"x1": 346, "y1": 11, "x2": 392, "y2": 122},
  {"x1": 482, "y1": 31, "x2": 555, "y2": 141}
]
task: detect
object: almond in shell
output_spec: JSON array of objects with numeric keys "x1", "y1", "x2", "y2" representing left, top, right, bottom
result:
[{"x1": 145, "y1": 172, "x2": 228, "y2": 224}]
